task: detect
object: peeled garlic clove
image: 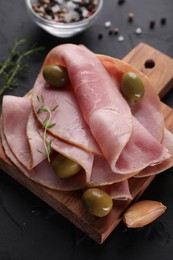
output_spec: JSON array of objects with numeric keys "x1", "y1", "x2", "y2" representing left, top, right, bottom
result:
[{"x1": 123, "y1": 200, "x2": 167, "y2": 228}]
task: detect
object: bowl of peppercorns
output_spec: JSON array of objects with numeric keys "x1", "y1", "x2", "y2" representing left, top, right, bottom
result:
[{"x1": 25, "y1": 0, "x2": 103, "y2": 38}]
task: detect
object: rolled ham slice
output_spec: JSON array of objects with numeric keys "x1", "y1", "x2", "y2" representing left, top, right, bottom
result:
[
  {"x1": 98, "y1": 54, "x2": 164, "y2": 142},
  {"x1": 32, "y1": 44, "x2": 170, "y2": 175}
]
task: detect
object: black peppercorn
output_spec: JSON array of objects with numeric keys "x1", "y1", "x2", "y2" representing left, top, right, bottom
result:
[
  {"x1": 118, "y1": 0, "x2": 126, "y2": 5},
  {"x1": 149, "y1": 20, "x2": 155, "y2": 29},
  {"x1": 98, "y1": 33, "x2": 103, "y2": 39},
  {"x1": 160, "y1": 17, "x2": 167, "y2": 25}
]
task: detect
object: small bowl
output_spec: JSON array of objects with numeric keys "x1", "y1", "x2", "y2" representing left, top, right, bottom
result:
[{"x1": 25, "y1": 0, "x2": 103, "y2": 38}]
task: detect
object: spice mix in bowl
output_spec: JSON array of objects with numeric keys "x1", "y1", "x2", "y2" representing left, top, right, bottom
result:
[{"x1": 25, "y1": 0, "x2": 103, "y2": 37}]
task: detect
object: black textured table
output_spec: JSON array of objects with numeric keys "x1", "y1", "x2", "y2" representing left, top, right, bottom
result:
[{"x1": 1, "y1": 0, "x2": 173, "y2": 259}]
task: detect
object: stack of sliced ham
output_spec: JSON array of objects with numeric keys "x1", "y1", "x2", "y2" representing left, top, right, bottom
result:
[{"x1": 1, "y1": 44, "x2": 173, "y2": 201}]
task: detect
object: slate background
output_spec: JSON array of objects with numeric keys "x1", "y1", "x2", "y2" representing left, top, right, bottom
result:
[{"x1": 0, "y1": 0, "x2": 173, "y2": 259}]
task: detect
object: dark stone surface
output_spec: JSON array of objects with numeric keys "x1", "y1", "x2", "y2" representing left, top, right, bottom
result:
[{"x1": 0, "y1": 0, "x2": 173, "y2": 259}]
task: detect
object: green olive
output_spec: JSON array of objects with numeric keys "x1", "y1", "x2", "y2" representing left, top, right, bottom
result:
[
  {"x1": 121, "y1": 72, "x2": 145, "y2": 104},
  {"x1": 51, "y1": 154, "x2": 82, "y2": 179},
  {"x1": 82, "y1": 188, "x2": 113, "y2": 217},
  {"x1": 43, "y1": 65, "x2": 69, "y2": 88}
]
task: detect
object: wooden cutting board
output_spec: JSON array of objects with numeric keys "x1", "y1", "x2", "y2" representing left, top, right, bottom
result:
[{"x1": 1, "y1": 43, "x2": 173, "y2": 244}]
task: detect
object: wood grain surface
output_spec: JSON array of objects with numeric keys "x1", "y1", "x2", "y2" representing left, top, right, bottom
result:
[{"x1": 0, "y1": 43, "x2": 173, "y2": 244}]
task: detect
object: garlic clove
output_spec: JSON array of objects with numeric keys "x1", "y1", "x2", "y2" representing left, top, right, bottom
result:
[{"x1": 123, "y1": 200, "x2": 167, "y2": 228}]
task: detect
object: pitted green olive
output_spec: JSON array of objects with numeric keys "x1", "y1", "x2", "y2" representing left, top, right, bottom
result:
[
  {"x1": 121, "y1": 72, "x2": 145, "y2": 104},
  {"x1": 43, "y1": 65, "x2": 69, "y2": 88},
  {"x1": 51, "y1": 154, "x2": 82, "y2": 179},
  {"x1": 82, "y1": 188, "x2": 113, "y2": 217}
]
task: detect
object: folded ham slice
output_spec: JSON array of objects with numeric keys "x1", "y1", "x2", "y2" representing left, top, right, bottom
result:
[
  {"x1": 2, "y1": 96, "x2": 34, "y2": 169},
  {"x1": 32, "y1": 44, "x2": 170, "y2": 175},
  {"x1": 1, "y1": 94, "x2": 132, "y2": 192},
  {"x1": 98, "y1": 55, "x2": 164, "y2": 142},
  {"x1": 1, "y1": 111, "x2": 133, "y2": 198},
  {"x1": 1, "y1": 43, "x2": 173, "y2": 200},
  {"x1": 2, "y1": 95, "x2": 94, "y2": 182},
  {"x1": 32, "y1": 75, "x2": 102, "y2": 155},
  {"x1": 1, "y1": 124, "x2": 87, "y2": 191},
  {"x1": 135, "y1": 128, "x2": 173, "y2": 177},
  {"x1": 98, "y1": 181, "x2": 133, "y2": 200}
]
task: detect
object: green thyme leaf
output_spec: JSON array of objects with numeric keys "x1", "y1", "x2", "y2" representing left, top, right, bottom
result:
[
  {"x1": 47, "y1": 123, "x2": 56, "y2": 129},
  {"x1": 40, "y1": 106, "x2": 49, "y2": 113},
  {"x1": 47, "y1": 140, "x2": 52, "y2": 154},
  {"x1": 51, "y1": 104, "x2": 59, "y2": 112},
  {"x1": 37, "y1": 149, "x2": 46, "y2": 156},
  {"x1": 0, "y1": 38, "x2": 43, "y2": 96},
  {"x1": 42, "y1": 118, "x2": 49, "y2": 128},
  {"x1": 41, "y1": 95, "x2": 44, "y2": 103},
  {"x1": 37, "y1": 95, "x2": 58, "y2": 162}
]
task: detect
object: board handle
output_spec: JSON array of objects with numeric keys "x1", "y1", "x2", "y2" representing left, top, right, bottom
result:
[{"x1": 123, "y1": 43, "x2": 173, "y2": 98}]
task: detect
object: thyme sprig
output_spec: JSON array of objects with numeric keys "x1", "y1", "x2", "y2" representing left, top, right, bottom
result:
[
  {"x1": 0, "y1": 38, "x2": 43, "y2": 95},
  {"x1": 37, "y1": 95, "x2": 58, "y2": 162}
]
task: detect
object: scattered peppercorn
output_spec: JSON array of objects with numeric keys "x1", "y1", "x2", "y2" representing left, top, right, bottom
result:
[
  {"x1": 32, "y1": 0, "x2": 99, "y2": 23},
  {"x1": 118, "y1": 0, "x2": 126, "y2": 5},
  {"x1": 99, "y1": 10, "x2": 167, "y2": 43},
  {"x1": 113, "y1": 27, "x2": 120, "y2": 35},
  {"x1": 108, "y1": 27, "x2": 120, "y2": 36},
  {"x1": 160, "y1": 17, "x2": 167, "y2": 25},
  {"x1": 108, "y1": 29, "x2": 113, "y2": 35},
  {"x1": 128, "y1": 12, "x2": 134, "y2": 22},
  {"x1": 149, "y1": 20, "x2": 155, "y2": 29},
  {"x1": 98, "y1": 33, "x2": 103, "y2": 39}
]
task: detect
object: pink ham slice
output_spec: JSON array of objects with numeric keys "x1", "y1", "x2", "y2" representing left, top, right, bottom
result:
[
  {"x1": 1, "y1": 120, "x2": 133, "y2": 198},
  {"x1": 98, "y1": 181, "x2": 132, "y2": 200},
  {"x1": 88, "y1": 156, "x2": 134, "y2": 186},
  {"x1": 135, "y1": 128, "x2": 173, "y2": 177},
  {"x1": 2, "y1": 95, "x2": 94, "y2": 181},
  {"x1": 87, "y1": 129, "x2": 173, "y2": 185},
  {"x1": 2, "y1": 96, "x2": 33, "y2": 169},
  {"x1": 2, "y1": 44, "x2": 172, "y2": 195},
  {"x1": 28, "y1": 100, "x2": 140, "y2": 185},
  {"x1": 32, "y1": 44, "x2": 170, "y2": 175},
  {"x1": 27, "y1": 109, "x2": 47, "y2": 167},
  {"x1": 1, "y1": 94, "x2": 133, "y2": 195},
  {"x1": 99, "y1": 55, "x2": 164, "y2": 142},
  {"x1": 1, "y1": 95, "x2": 89, "y2": 190},
  {"x1": 2, "y1": 95, "x2": 46, "y2": 169},
  {"x1": 1, "y1": 124, "x2": 87, "y2": 190},
  {"x1": 28, "y1": 106, "x2": 94, "y2": 180},
  {"x1": 32, "y1": 75, "x2": 102, "y2": 155},
  {"x1": 2, "y1": 94, "x2": 131, "y2": 187},
  {"x1": 3, "y1": 94, "x2": 167, "y2": 186}
]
